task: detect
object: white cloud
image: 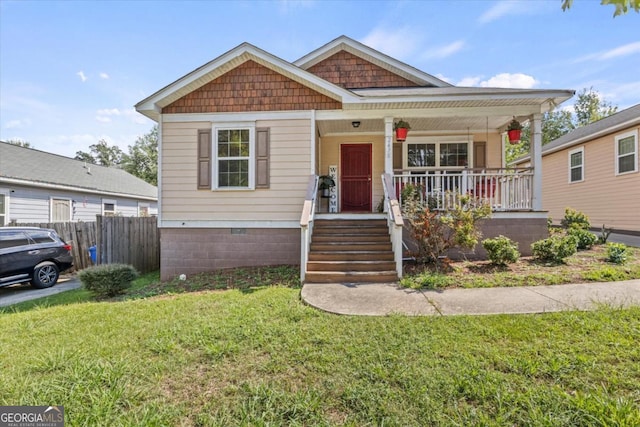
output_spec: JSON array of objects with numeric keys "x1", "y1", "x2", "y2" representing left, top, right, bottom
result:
[
  {"x1": 574, "y1": 41, "x2": 640, "y2": 63},
  {"x1": 457, "y1": 73, "x2": 538, "y2": 88},
  {"x1": 5, "y1": 119, "x2": 31, "y2": 129},
  {"x1": 478, "y1": 1, "x2": 519, "y2": 24},
  {"x1": 457, "y1": 76, "x2": 483, "y2": 87},
  {"x1": 95, "y1": 107, "x2": 150, "y2": 125},
  {"x1": 99, "y1": 72, "x2": 110, "y2": 79},
  {"x1": 360, "y1": 27, "x2": 423, "y2": 60},
  {"x1": 434, "y1": 73, "x2": 453, "y2": 84},
  {"x1": 77, "y1": 71, "x2": 87, "y2": 82},
  {"x1": 420, "y1": 40, "x2": 465, "y2": 60}
]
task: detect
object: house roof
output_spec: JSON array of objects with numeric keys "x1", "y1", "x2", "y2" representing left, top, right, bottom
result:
[
  {"x1": 0, "y1": 142, "x2": 158, "y2": 200},
  {"x1": 135, "y1": 35, "x2": 575, "y2": 132},
  {"x1": 513, "y1": 103, "x2": 640, "y2": 163},
  {"x1": 543, "y1": 103, "x2": 640, "y2": 154},
  {"x1": 293, "y1": 35, "x2": 452, "y2": 88}
]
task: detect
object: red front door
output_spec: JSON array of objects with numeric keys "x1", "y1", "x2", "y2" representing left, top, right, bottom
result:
[{"x1": 340, "y1": 144, "x2": 372, "y2": 212}]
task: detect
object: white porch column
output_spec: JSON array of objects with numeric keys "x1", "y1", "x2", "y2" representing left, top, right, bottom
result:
[
  {"x1": 384, "y1": 117, "x2": 394, "y2": 175},
  {"x1": 530, "y1": 113, "x2": 543, "y2": 210}
]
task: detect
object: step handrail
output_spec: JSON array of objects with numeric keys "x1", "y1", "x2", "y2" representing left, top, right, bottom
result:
[
  {"x1": 382, "y1": 173, "x2": 404, "y2": 278},
  {"x1": 300, "y1": 174, "x2": 318, "y2": 282}
]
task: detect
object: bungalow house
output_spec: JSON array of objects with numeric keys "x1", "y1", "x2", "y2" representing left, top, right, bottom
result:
[
  {"x1": 135, "y1": 35, "x2": 574, "y2": 282},
  {"x1": 0, "y1": 141, "x2": 158, "y2": 224},
  {"x1": 514, "y1": 103, "x2": 640, "y2": 233}
]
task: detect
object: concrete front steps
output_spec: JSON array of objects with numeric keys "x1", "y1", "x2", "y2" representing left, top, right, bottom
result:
[{"x1": 304, "y1": 217, "x2": 398, "y2": 284}]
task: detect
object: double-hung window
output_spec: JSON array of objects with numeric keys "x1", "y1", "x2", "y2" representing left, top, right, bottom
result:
[
  {"x1": 615, "y1": 130, "x2": 638, "y2": 175},
  {"x1": 214, "y1": 126, "x2": 254, "y2": 190},
  {"x1": 404, "y1": 137, "x2": 471, "y2": 170},
  {"x1": 569, "y1": 147, "x2": 584, "y2": 183}
]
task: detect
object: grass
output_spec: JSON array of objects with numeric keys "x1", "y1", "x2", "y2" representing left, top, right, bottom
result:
[
  {"x1": 401, "y1": 244, "x2": 640, "y2": 290},
  {"x1": 1, "y1": 260, "x2": 639, "y2": 425},
  {"x1": 1, "y1": 284, "x2": 639, "y2": 425}
]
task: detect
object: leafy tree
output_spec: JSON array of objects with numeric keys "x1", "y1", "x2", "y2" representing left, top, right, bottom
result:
[
  {"x1": 506, "y1": 88, "x2": 616, "y2": 164},
  {"x1": 562, "y1": 0, "x2": 640, "y2": 17},
  {"x1": 574, "y1": 87, "x2": 618, "y2": 127},
  {"x1": 6, "y1": 139, "x2": 32, "y2": 148},
  {"x1": 121, "y1": 125, "x2": 158, "y2": 186},
  {"x1": 74, "y1": 139, "x2": 123, "y2": 167}
]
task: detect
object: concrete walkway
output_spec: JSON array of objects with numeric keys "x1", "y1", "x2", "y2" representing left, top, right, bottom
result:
[
  {"x1": 301, "y1": 280, "x2": 640, "y2": 316},
  {"x1": 0, "y1": 276, "x2": 81, "y2": 308}
]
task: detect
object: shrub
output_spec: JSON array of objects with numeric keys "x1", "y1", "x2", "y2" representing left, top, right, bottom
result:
[
  {"x1": 482, "y1": 235, "x2": 520, "y2": 265},
  {"x1": 531, "y1": 235, "x2": 578, "y2": 264},
  {"x1": 78, "y1": 263, "x2": 139, "y2": 298},
  {"x1": 606, "y1": 243, "x2": 630, "y2": 265},
  {"x1": 567, "y1": 227, "x2": 598, "y2": 250},
  {"x1": 598, "y1": 224, "x2": 612, "y2": 244},
  {"x1": 561, "y1": 207, "x2": 590, "y2": 230},
  {"x1": 403, "y1": 194, "x2": 491, "y2": 267}
]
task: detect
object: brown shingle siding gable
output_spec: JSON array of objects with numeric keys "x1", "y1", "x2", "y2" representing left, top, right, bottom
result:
[
  {"x1": 307, "y1": 51, "x2": 420, "y2": 89},
  {"x1": 162, "y1": 60, "x2": 342, "y2": 114}
]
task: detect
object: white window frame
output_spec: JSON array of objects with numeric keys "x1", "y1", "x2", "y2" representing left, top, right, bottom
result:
[
  {"x1": 138, "y1": 202, "x2": 150, "y2": 217},
  {"x1": 568, "y1": 147, "x2": 584, "y2": 183},
  {"x1": 50, "y1": 197, "x2": 72, "y2": 222},
  {"x1": 402, "y1": 135, "x2": 473, "y2": 170},
  {"x1": 102, "y1": 198, "x2": 117, "y2": 216},
  {"x1": 212, "y1": 123, "x2": 256, "y2": 190},
  {"x1": 0, "y1": 189, "x2": 10, "y2": 226},
  {"x1": 615, "y1": 130, "x2": 638, "y2": 175}
]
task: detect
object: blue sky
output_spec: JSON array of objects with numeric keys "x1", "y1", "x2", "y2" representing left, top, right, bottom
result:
[{"x1": 1, "y1": 0, "x2": 638, "y2": 158}]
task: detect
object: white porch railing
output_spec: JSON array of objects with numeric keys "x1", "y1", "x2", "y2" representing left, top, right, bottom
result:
[
  {"x1": 382, "y1": 173, "x2": 404, "y2": 279},
  {"x1": 393, "y1": 168, "x2": 534, "y2": 211},
  {"x1": 299, "y1": 174, "x2": 318, "y2": 282}
]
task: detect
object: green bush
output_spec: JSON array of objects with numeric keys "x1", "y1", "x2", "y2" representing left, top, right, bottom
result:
[
  {"x1": 78, "y1": 264, "x2": 139, "y2": 298},
  {"x1": 561, "y1": 207, "x2": 590, "y2": 230},
  {"x1": 482, "y1": 235, "x2": 520, "y2": 265},
  {"x1": 567, "y1": 227, "x2": 598, "y2": 250},
  {"x1": 531, "y1": 235, "x2": 578, "y2": 264},
  {"x1": 606, "y1": 243, "x2": 630, "y2": 265}
]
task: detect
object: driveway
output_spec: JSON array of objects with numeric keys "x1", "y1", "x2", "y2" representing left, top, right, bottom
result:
[{"x1": 0, "y1": 276, "x2": 82, "y2": 308}]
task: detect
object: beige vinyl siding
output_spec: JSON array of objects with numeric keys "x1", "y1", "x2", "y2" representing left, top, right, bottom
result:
[
  {"x1": 543, "y1": 125, "x2": 640, "y2": 232},
  {"x1": 162, "y1": 119, "x2": 311, "y2": 222}
]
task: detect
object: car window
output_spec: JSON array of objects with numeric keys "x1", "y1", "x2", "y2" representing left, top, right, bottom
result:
[
  {"x1": 0, "y1": 231, "x2": 31, "y2": 249},
  {"x1": 27, "y1": 230, "x2": 57, "y2": 244}
]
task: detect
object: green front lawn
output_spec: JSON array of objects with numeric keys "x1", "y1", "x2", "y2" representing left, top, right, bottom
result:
[{"x1": 1, "y1": 281, "x2": 639, "y2": 425}]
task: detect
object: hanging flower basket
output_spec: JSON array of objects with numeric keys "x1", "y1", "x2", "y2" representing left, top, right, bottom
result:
[
  {"x1": 507, "y1": 118, "x2": 522, "y2": 144},
  {"x1": 393, "y1": 119, "x2": 411, "y2": 142},
  {"x1": 507, "y1": 129, "x2": 522, "y2": 144}
]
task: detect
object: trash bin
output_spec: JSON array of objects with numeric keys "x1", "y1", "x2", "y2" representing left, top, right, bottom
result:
[{"x1": 88, "y1": 245, "x2": 97, "y2": 264}]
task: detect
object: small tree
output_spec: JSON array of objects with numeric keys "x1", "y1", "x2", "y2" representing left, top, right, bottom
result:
[{"x1": 403, "y1": 194, "x2": 491, "y2": 267}]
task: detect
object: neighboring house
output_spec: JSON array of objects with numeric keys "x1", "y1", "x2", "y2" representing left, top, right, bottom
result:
[
  {"x1": 135, "y1": 35, "x2": 574, "y2": 281},
  {"x1": 514, "y1": 104, "x2": 640, "y2": 233},
  {"x1": 0, "y1": 142, "x2": 158, "y2": 225}
]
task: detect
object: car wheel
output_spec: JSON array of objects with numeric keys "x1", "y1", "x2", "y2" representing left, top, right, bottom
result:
[{"x1": 31, "y1": 262, "x2": 59, "y2": 289}]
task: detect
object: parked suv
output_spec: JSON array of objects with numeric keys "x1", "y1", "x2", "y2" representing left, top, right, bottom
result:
[{"x1": 0, "y1": 227, "x2": 73, "y2": 289}]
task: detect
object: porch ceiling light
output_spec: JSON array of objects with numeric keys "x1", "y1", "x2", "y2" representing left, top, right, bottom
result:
[{"x1": 351, "y1": 121, "x2": 361, "y2": 128}]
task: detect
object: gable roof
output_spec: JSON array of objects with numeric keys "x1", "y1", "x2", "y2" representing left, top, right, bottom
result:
[
  {"x1": 294, "y1": 35, "x2": 452, "y2": 88},
  {"x1": 135, "y1": 42, "x2": 360, "y2": 121},
  {"x1": 135, "y1": 35, "x2": 575, "y2": 129},
  {"x1": 541, "y1": 103, "x2": 640, "y2": 156},
  {"x1": 0, "y1": 142, "x2": 157, "y2": 200}
]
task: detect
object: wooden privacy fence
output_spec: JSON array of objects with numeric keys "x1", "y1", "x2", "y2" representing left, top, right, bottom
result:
[
  {"x1": 13, "y1": 221, "x2": 96, "y2": 271},
  {"x1": 96, "y1": 215, "x2": 159, "y2": 273},
  {"x1": 13, "y1": 216, "x2": 159, "y2": 274}
]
